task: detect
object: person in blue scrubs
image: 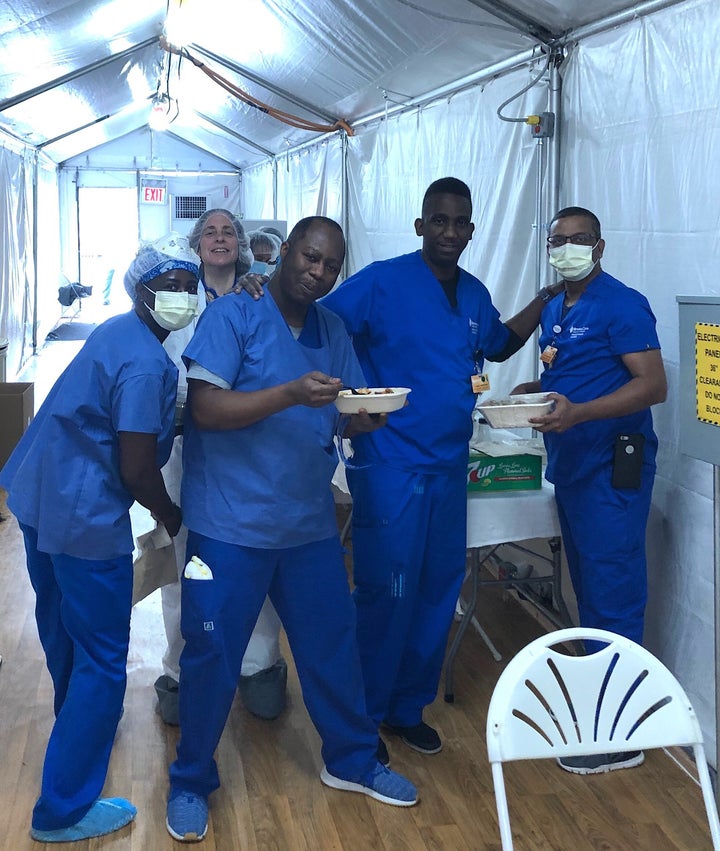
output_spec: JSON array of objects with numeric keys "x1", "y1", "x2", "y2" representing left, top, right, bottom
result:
[
  {"x1": 512, "y1": 206, "x2": 667, "y2": 776},
  {"x1": 0, "y1": 233, "x2": 200, "y2": 843},
  {"x1": 165, "y1": 216, "x2": 418, "y2": 844},
  {"x1": 320, "y1": 177, "x2": 562, "y2": 761},
  {"x1": 155, "y1": 209, "x2": 289, "y2": 726}
]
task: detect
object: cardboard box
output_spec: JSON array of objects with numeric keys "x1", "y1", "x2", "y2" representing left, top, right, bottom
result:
[
  {"x1": 467, "y1": 450, "x2": 542, "y2": 493},
  {"x1": 0, "y1": 382, "x2": 34, "y2": 469}
]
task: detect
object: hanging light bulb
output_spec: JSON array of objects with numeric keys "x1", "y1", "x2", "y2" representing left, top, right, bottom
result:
[{"x1": 149, "y1": 92, "x2": 172, "y2": 131}]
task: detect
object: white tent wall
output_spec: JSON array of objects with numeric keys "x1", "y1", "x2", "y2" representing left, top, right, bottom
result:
[
  {"x1": 35, "y1": 159, "x2": 62, "y2": 351},
  {"x1": 242, "y1": 159, "x2": 276, "y2": 221},
  {"x1": 0, "y1": 142, "x2": 33, "y2": 379},
  {"x1": 242, "y1": 65, "x2": 549, "y2": 398},
  {"x1": 560, "y1": 0, "x2": 720, "y2": 760},
  {"x1": 275, "y1": 138, "x2": 344, "y2": 229},
  {"x1": 0, "y1": 137, "x2": 60, "y2": 380},
  {"x1": 57, "y1": 168, "x2": 242, "y2": 284},
  {"x1": 344, "y1": 72, "x2": 548, "y2": 398}
]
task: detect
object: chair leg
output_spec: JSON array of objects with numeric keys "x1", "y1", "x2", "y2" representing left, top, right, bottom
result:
[
  {"x1": 693, "y1": 744, "x2": 720, "y2": 851},
  {"x1": 491, "y1": 761, "x2": 514, "y2": 850}
]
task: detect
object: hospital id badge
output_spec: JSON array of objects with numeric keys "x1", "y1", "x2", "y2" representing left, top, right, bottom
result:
[
  {"x1": 471, "y1": 372, "x2": 490, "y2": 393},
  {"x1": 540, "y1": 345, "x2": 558, "y2": 365}
]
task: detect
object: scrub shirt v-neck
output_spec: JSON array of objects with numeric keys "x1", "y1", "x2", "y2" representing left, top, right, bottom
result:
[
  {"x1": 321, "y1": 250, "x2": 510, "y2": 473},
  {"x1": 539, "y1": 271, "x2": 660, "y2": 485},
  {"x1": 181, "y1": 290, "x2": 365, "y2": 549}
]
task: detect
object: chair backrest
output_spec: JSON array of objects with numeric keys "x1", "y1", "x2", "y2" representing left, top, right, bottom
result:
[{"x1": 487, "y1": 627, "x2": 702, "y2": 763}]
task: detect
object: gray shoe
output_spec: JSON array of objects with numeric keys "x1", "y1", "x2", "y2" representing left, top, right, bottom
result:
[
  {"x1": 238, "y1": 658, "x2": 288, "y2": 720},
  {"x1": 557, "y1": 750, "x2": 644, "y2": 775},
  {"x1": 154, "y1": 674, "x2": 179, "y2": 726}
]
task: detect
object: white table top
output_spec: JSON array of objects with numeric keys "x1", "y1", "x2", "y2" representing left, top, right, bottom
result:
[
  {"x1": 466, "y1": 478, "x2": 560, "y2": 549},
  {"x1": 334, "y1": 462, "x2": 559, "y2": 550}
]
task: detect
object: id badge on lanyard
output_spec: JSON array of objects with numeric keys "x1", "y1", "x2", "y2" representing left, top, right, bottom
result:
[
  {"x1": 471, "y1": 348, "x2": 489, "y2": 394},
  {"x1": 541, "y1": 324, "x2": 562, "y2": 366}
]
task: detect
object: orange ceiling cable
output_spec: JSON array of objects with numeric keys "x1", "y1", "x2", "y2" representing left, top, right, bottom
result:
[{"x1": 160, "y1": 37, "x2": 354, "y2": 136}]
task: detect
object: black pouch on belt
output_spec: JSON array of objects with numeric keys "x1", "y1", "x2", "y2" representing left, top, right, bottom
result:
[{"x1": 611, "y1": 433, "x2": 645, "y2": 489}]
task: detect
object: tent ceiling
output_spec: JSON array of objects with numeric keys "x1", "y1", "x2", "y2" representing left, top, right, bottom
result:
[{"x1": 0, "y1": 0, "x2": 671, "y2": 170}]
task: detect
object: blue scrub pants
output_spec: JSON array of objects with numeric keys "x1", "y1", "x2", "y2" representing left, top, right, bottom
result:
[
  {"x1": 554, "y1": 462, "x2": 654, "y2": 647},
  {"x1": 20, "y1": 524, "x2": 131, "y2": 831},
  {"x1": 347, "y1": 463, "x2": 468, "y2": 728},
  {"x1": 169, "y1": 532, "x2": 378, "y2": 798}
]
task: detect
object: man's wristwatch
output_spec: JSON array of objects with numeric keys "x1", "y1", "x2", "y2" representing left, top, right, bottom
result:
[{"x1": 538, "y1": 285, "x2": 559, "y2": 304}]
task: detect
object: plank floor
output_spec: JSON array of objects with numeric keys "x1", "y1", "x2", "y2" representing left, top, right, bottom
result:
[{"x1": 0, "y1": 339, "x2": 714, "y2": 850}]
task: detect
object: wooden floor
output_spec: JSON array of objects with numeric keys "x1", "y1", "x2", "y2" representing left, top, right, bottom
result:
[{"x1": 0, "y1": 337, "x2": 714, "y2": 850}]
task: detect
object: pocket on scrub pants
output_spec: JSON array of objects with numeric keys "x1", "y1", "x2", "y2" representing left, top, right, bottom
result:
[{"x1": 180, "y1": 565, "x2": 223, "y2": 654}]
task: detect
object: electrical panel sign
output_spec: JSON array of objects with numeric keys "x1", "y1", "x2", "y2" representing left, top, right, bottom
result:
[
  {"x1": 696, "y1": 323, "x2": 720, "y2": 426},
  {"x1": 678, "y1": 297, "x2": 720, "y2": 466}
]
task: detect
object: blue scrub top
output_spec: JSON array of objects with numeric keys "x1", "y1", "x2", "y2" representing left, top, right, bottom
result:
[
  {"x1": 181, "y1": 290, "x2": 366, "y2": 549},
  {"x1": 539, "y1": 271, "x2": 661, "y2": 485},
  {"x1": 321, "y1": 250, "x2": 510, "y2": 473},
  {"x1": 0, "y1": 311, "x2": 177, "y2": 558}
]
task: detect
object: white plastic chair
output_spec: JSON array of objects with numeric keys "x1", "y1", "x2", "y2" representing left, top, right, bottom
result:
[{"x1": 486, "y1": 627, "x2": 720, "y2": 850}]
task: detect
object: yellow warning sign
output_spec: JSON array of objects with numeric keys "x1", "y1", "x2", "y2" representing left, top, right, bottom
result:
[{"x1": 696, "y1": 322, "x2": 720, "y2": 425}]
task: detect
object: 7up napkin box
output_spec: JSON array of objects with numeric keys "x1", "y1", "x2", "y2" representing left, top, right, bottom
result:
[{"x1": 467, "y1": 450, "x2": 542, "y2": 493}]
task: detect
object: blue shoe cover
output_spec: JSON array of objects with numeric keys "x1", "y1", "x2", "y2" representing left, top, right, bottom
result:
[{"x1": 30, "y1": 798, "x2": 136, "y2": 842}]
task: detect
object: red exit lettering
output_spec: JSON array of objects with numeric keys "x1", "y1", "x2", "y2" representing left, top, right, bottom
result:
[{"x1": 142, "y1": 186, "x2": 165, "y2": 203}]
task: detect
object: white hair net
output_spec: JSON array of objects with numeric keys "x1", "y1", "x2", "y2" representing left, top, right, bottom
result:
[
  {"x1": 247, "y1": 230, "x2": 280, "y2": 261},
  {"x1": 187, "y1": 209, "x2": 253, "y2": 278},
  {"x1": 123, "y1": 232, "x2": 200, "y2": 300}
]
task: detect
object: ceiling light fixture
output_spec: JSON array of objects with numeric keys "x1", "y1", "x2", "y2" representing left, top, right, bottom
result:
[{"x1": 149, "y1": 92, "x2": 175, "y2": 131}]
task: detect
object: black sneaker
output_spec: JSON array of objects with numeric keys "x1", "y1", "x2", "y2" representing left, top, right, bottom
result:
[
  {"x1": 557, "y1": 750, "x2": 644, "y2": 775},
  {"x1": 377, "y1": 737, "x2": 390, "y2": 767},
  {"x1": 383, "y1": 721, "x2": 442, "y2": 754}
]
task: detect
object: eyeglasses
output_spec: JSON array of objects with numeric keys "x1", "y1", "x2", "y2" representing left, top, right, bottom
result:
[{"x1": 546, "y1": 232, "x2": 598, "y2": 248}]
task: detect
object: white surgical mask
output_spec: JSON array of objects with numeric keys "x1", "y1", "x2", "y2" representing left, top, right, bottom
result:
[
  {"x1": 144, "y1": 287, "x2": 198, "y2": 331},
  {"x1": 548, "y1": 241, "x2": 599, "y2": 282}
]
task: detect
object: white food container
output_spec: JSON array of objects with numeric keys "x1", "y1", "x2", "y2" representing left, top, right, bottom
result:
[
  {"x1": 476, "y1": 393, "x2": 554, "y2": 429},
  {"x1": 334, "y1": 387, "x2": 411, "y2": 415}
]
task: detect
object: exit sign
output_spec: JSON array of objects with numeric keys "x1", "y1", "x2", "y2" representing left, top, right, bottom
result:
[{"x1": 140, "y1": 178, "x2": 167, "y2": 205}]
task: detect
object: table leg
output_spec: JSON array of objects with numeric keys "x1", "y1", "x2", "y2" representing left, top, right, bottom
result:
[
  {"x1": 548, "y1": 536, "x2": 574, "y2": 627},
  {"x1": 444, "y1": 547, "x2": 502, "y2": 703}
]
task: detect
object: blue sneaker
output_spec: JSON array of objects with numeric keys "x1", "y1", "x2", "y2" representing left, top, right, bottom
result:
[
  {"x1": 166, "y1": 791, "x2": 208, "y2": 842},
  {"x1": 30, "y1": 797, "x2": 136, "y2": 842},
  {"x1": 320, "y1": 762, "x2": 418, "y2": 807}
]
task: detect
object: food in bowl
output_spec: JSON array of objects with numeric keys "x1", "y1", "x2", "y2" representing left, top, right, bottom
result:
[
  {"x1": 476, "y1": 392, "x2": 554, "y2": 428},
  {"x1": 334, "y1": 387, "x2": 412, "y2": 415}
]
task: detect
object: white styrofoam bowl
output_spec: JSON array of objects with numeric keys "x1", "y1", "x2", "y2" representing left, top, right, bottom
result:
[
  {"x1": 476, "y1": 392, "x2": 554, "y2": 428},
  {"x1": 334, "y1": 387, "x2": 411, "y2": 415}
]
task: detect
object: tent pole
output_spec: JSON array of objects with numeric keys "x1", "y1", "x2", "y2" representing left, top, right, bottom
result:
[
  {"x1": 31, "y1": 151, "x2": 39, "y2": 354},
  {"x1": 545, "y1": 52, "x2": 563, "y2": 263},
  {"x1": 533, "y1": 137, "x2": 545, "y2": 297},
  {"x1": 341, "y1": 132, "x2": 349, "y2": 278}
]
